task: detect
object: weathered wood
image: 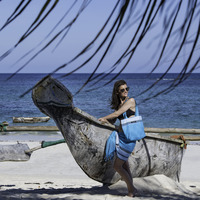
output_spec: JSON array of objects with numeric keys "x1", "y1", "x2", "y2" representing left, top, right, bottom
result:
[
  {"x1": 13, "y1": 116, "x2": 50, "y2": 123},
  {"x1": 2, "y1": 121, "x2": 200, "y2": 137},
  {"x1": 2, "y1": 126, "x2": 200, "y2": 141},
  {"x1": 0, "y1": 139, "x2": 66, "y2": 162},
  {"x1": 148, "y1": 133, "x2": 200, "y2": 141},
  {"x1": 32, "y1": 76, "x2": 186, "y2": 184},
  {"x1": 145, "y1": 127, "x2": 200, "y2": 134},
  {"x1": 5, "y1": 126, "x2": 59, "y2": 131},
  {"x1": 182, "y1": 136, "x2": 200, "y2": 141},
  {"x1": 0, "y1": 143, "x2": 30, "y2": 162}
]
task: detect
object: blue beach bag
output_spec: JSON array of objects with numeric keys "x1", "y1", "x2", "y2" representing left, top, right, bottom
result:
[{"x1": 121, "y1": 104, "x2": 146, "y2": 141}]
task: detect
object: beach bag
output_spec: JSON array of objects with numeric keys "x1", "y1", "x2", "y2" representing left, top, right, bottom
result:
[{"x1": 121, "y1": 104, "x2": 146, "y2": 141}]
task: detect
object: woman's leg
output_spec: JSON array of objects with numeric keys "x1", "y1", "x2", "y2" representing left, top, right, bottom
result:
[
  {"x1": 114, "y1": 157, "x2": 135, "y2": 197},
  {"x1": 123, "y1": 161, "x2": 132, "y2": 182},
  {"x1": 123, "y1": 161, "x2": 138, "y2": 193}
]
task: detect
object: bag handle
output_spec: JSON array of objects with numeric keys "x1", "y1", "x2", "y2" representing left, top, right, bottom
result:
[
  {"x1": 122, "y1": 100, "x2": 139, "y2": 119},
  {"x1": 135, "y1": 103, "x2": 139, "y2": 116}
]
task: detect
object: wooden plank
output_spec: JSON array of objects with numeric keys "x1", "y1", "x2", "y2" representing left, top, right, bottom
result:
[
  {"x1": 13, "y1": 116, "x2": 50, "y2": 123},
  {"x1": 6, "y1": 126, "x2": 59, "y2": 131},
  {"x1": 144, "y1": 127, "x2": 200, "y2": 134},
  {"x1": 183, "y1": 136, "x2": 200, "y2": 141},
  {"x1": 1, "y1": 126, "x2": 200, "y2": 135},
  {"x1": 146, "y1": 133, "x2": 184, "y2": 144}
]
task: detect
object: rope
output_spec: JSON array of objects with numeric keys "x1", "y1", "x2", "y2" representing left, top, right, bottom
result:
[{"x1": 170, "y1": 135, "x2": 187, "y2": 149}]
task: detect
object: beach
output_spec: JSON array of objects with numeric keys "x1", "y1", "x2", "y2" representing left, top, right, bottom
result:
[{"x1": 0, "y1": 141, "x2": 200, "y2": 200}]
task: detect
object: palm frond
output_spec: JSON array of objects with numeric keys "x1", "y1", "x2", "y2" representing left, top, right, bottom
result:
[
  {"x1": 0, "y1": 0, "x2": 32, "y2": 31},
  {"x1": 0, "y1": 0, "x2": 199, "y2": 101}
]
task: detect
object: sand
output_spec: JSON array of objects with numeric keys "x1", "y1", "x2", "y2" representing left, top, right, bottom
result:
[{"x1": 0, "y1": 141, "x2": 200, "y2": 200}]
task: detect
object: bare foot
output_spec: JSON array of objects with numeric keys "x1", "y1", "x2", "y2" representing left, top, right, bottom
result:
[
  {"x1": 127, "y1": 187, "x2": 139, "y2": 197},
  {"x1": 127, "y1": 192, "x2": 135, "y2": 197}
]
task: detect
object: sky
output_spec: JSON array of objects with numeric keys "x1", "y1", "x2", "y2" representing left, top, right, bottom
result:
[{"x1": 0, "y1": 0, "x2": 199, "y2": 74}]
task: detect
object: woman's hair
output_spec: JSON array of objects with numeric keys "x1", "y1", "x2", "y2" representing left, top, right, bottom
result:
[{"x1": 110, "y1": 80, "x2": 127, "y2": 110}]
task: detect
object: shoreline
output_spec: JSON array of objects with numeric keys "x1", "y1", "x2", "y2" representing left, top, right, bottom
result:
[{"x1": 0, "y1": 141, "x2": 200, "y2": 199}]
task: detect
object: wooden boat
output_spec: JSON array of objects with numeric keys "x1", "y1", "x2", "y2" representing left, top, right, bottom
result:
[
  {"x1": 32, "y1": 76, "x2": 186, "y2": 184},
  {"x1": 13, "y1": 116, "x2": 50, "y2": 123}
]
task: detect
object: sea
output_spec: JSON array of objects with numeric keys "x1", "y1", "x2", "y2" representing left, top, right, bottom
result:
[{"x1": 0, "y1": 73, "x2": 200, "y2": 142}]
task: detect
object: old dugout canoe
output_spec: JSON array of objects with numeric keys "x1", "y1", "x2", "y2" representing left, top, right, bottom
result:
[{"x1": 32, "y1": 76, "x2": 185, "y2": 184}]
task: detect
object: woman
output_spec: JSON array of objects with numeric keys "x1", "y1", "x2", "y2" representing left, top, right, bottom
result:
[{"x1": 98, "y1": 80, "x2": 137, "y2": 197}]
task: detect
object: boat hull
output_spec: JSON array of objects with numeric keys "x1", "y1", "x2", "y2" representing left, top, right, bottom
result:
[{"x1": 32, "y1": 76, "x2": 184, "y2": 184}]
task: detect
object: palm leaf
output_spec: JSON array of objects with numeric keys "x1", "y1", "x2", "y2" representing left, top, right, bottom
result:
[{"x1": 0, "y1": 0, "x2": 199, "y2": 100}]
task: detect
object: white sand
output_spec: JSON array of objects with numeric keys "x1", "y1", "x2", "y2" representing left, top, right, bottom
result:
[{"x1": 0, "y1": 141, "x2": 200, "y2": 199}]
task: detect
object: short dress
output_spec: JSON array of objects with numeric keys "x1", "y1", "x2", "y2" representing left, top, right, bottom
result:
[{"x1": 104, "y1": 109, "x2": 136, "y2": 162}]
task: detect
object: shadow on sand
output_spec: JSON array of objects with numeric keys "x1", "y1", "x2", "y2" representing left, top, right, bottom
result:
[{"x1": 0, "y1": 184, "x2": 199, "y2": 200}]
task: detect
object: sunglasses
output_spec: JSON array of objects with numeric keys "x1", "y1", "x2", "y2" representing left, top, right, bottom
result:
[{"x1": 119, "y1": 87, "x2": 129, "y2": 93}]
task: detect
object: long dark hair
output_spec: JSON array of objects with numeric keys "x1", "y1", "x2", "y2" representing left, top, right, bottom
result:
[{"x1": 110, "y1": 80, "x2": 127, "y2": 110}]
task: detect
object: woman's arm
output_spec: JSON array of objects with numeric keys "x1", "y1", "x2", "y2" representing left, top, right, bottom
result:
[{"x1": 99, "y1": 98, "x2": 135, "y2": 122}]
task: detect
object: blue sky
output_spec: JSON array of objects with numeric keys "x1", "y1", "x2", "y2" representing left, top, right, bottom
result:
[{"x1": 0, "y1": 0, "x2": 199, "y2": 74}]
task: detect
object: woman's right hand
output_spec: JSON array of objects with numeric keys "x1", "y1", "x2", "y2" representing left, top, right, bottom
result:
[
  {"x1": 98, "y1": 117, "x2": 106, "y2": 122},
  {"x1": 98, "y1": 118, "x2": 107, "y2": 123}
]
